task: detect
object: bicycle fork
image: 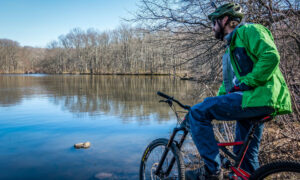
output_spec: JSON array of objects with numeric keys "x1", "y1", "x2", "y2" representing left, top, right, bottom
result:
[{"x1": 154, "y1": 127, "x2": 189, "y2": 178}]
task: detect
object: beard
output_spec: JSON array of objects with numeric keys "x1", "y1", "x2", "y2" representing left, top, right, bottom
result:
[
  {"x1": 214, "y1": 20, "x2": 226, "y2": 41},
  {"x1": 214, "y1": 29, "x2": 225, "y2": 41}
]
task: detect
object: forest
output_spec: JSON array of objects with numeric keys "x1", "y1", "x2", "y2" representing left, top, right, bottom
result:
[{"x1": 0, "y1": 26, "x2": 188, "y2": 75}]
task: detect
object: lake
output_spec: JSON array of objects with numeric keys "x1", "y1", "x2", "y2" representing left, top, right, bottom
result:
[{"x1": 0, "y1": 74, "x2": 202, "y2": 180}]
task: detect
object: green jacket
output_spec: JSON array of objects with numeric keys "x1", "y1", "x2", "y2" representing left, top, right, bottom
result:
[{"x1": 217, "y1": 23, "x2": 292, "y2": 115}]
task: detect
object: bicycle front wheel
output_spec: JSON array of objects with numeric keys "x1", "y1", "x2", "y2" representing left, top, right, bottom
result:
[
  {"x1": 139, "y1": 138, "x2": 185, "y2": 180},
  {"x1": 249, "y1": 161, "x2": 300, "y2": 180}
]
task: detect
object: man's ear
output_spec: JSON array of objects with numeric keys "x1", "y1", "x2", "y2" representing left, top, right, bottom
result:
[{"x1": 222, "y1": 16, "x2": 229, "y2": 25}]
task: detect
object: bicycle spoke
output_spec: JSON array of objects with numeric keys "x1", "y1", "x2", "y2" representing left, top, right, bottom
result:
[{"x1": 143, "y1": 145, "x2": 179, "y2": 180}]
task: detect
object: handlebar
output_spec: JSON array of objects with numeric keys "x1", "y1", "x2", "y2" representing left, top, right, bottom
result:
[
  {"x1": 157, "y1": 91, "x2": 190, "y2": 110},
  {"x1": 157, "y1": 91, "x2": 172, "y2": 99}
]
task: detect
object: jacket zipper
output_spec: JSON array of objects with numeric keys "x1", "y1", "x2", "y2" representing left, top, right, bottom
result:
[{"x1": 231, "y1": 51, "x2": 242, "y2": 74}]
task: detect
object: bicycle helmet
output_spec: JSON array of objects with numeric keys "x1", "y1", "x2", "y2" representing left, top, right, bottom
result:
[{"x1": 208, "y1": 3, "x2": 244, "y2": 22}]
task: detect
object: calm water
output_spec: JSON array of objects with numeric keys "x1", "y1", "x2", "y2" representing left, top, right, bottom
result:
[{"x1": 0, "y1": 74, "x2": 200, "y2": 180}]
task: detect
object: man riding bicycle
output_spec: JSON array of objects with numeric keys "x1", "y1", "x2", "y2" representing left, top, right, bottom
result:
[{"x1": 185, "y1": 3, "x2": 292, "y2": 180}]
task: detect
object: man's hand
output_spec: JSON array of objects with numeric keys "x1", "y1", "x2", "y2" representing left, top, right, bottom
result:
[{"x1": 229, "y1": 83, "x2": 253, "y2": 93}]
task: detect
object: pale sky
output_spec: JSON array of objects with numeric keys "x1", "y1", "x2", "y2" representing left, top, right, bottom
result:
[{"x1": 0, "y1": 0, "x2": 138, "y2": 47}]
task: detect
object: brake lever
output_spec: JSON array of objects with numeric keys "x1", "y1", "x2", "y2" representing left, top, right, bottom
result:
[{"x1": 159, "y1": 99, "x2": 173, "y2": 107}]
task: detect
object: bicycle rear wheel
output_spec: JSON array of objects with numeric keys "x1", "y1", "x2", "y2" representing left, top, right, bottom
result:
[
  {"x1": 249, "y1": 161, "x2": 300, "y2": 180},
  {"x1": 139, "y1": 138, "x2": 185, "y2": 180}
]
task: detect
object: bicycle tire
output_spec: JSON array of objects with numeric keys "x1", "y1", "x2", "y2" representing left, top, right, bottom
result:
[
  {"x1": 249, "y1": 161, "x2": 300, "y2": 180},
  {"x1": 139, "y1": 138, "x2": 185, "y2": 180}
]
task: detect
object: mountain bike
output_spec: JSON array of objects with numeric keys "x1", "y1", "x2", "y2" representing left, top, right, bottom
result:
[{"x1": 139, "y1": 91, "x2": 300, "y2": 180}]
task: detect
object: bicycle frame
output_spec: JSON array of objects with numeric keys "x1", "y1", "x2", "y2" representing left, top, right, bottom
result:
[
  {"x1": 154, "y1": 91, "x2": 272, "y2": 179},
  {"x1": 154, "y1": 120, "x2": 266, "y2": 180}
]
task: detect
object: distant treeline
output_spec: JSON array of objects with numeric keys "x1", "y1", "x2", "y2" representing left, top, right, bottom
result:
[
  {"x1": 0, "y1": 39, "x2": 43, "y2": 74},
  {"x1": 0, "y1": 25, "x2": 188, "y2": 75}
]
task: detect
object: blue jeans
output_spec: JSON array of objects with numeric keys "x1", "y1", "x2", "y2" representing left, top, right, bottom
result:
[{"x1": 188, "y1": 93, "x2": 274, "y2": 174}]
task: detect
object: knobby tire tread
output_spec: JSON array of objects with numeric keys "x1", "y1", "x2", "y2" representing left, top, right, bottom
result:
[
  {"x1": 139, "y1": 138, "x2": 185, "y2": 180},
  {"x1": 249, "y1": 161, "x2": 300, "y2": 180}
]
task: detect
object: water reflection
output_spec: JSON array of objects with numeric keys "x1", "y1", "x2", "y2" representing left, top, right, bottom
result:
[
  {"x1": 0, "y1": 75, "x2": 197, "y2": 122},
  {"x1": 0, "y1": 75, "x2": 42, "y2": 106},
  {"x1": 0, "y1": 75, "x2": 209, "y2": 180}
]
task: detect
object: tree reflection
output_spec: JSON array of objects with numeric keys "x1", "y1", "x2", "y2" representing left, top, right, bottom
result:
[
  {"x1": 0, "y1": 75, "x2": 46, "y2": 106},
  {"x1": 42, "y1": 75, "x2": 196, "y2": 122},
  {"x1": 0, "y1": 75, "x2": 203, "y2": 122}
]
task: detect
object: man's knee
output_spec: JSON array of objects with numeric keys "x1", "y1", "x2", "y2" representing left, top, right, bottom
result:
[{"x1": 189, "y1": 102, "x2": 212, "y2": 123}]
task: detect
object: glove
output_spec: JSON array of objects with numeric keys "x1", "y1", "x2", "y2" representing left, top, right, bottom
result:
[{"x1": 229, "y1": 83, "x2": 253, "y2": 93}]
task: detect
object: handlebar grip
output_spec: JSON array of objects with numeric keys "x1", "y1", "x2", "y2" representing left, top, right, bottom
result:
[{"x1": 157, "y1": 91, "x2": 172, "y2": 99}]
